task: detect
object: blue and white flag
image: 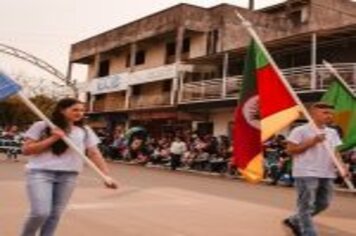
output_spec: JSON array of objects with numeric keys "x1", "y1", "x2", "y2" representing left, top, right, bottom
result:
[{"x1": 0, "y1": 72, "x2": 21, "y2": 100}]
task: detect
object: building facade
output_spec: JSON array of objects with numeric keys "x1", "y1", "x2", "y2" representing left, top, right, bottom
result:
[{"x1": 69, "y1": 0, "x2": 356, "y2": 138}]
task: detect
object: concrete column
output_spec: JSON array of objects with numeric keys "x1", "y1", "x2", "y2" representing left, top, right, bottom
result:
[
  {"x1": 311, "y1": 33, "x2": 317, "y2": 90},
  {"x1": 178, "y1": 71, "x2": 185, "y2": 103},
  {"x1": 66, "y1": 61, "x2": 73, "y2": 82},
  {"x1": 93, "y1": 53, "x2": 101, "y2": 78},
  {"x1": 130, "y1": 43, "x2": 137, "y2": 72},
  {"x1": 125, "y1": 86, "x2": 132, "y2": 109},
  {"x1": 222, "y1": 53, "x2": 229, "y2": 98},
  {"x1": 175, "y1": 26, "x2": 185, "y2": 63},
  {"x1": 170, "y1": 77, "x2": 177, "y2": 105},
  {"x1": 218, "y1": 28, "x2": 224, "y2": 52},
  {"x1": 89, "y1": 94, "x2": 95, "y2": 112},
  {"x1": 171, "y1": 27, "x2": 185, "y2": 106},
  {"x1": 249, "y1": 0, "x2": 254, "y2": 10},
  {"x1": 66, "y1": 61, "x2": 79, "y2": 98},
  {"x1": 201, "y1": 79, "x2": 205, "y2": 99}
]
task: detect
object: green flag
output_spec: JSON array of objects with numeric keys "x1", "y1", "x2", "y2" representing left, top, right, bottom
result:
[{"x1": 321, "y1": 79, "x2": 356, "y2": 151}]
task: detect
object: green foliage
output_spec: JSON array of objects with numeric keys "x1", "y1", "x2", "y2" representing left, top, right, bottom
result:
[{"x1": 0, "y1": 95, "x2": 56, "y2": 126}]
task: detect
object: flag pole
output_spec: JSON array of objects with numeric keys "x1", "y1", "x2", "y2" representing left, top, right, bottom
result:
[
  {"x1": 235, "y1": 12, "x2": 355, "y2": 191},
  {"x1": 323, "y1": 60, "x2": 356, "y2": 98},
  {"x1": 17, "y1": 91, "x2": 113, "y2": 184}
]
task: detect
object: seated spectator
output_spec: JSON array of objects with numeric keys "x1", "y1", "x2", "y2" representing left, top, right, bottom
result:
[
  {"x1": 108, "y1": 126, "x2": 126, "y2": 160},
  {"x1": 123, "y1": 138, "x2": 143, "y2": 162},
  {"x1": 264, "y1": 135, "x2": 294, "y2": 186},
  {"x1": 350, "y1": 150, "x2": 356, "y2": 185},
  {"x1": 150, "y1": 137, "x2": 171, "y2": 165},
  {"x1": 342, "y1": 148, "x2": 356, "y2": 186},
  {"x1": 181, "y1": 149, "x2": 198, "y2": 169},
  {"x1": 264, "y1": 147, "x2": 280, "y2": 180},
  {"x1": 208, "y1": 144, "x2": 230, "y2": 173},
  {"x1": 2, "y1": 125, "x2": 21, "y2": 162}
]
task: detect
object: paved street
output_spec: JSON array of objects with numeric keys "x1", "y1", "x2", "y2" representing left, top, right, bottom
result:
[{"x1": 1, "y1": 155, "x2": 355, "y2": 236}]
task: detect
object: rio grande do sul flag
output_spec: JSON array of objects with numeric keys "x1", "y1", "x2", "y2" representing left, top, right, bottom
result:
[{"x1": 233, "y1": 40, "x2": 301, "y2": 182}]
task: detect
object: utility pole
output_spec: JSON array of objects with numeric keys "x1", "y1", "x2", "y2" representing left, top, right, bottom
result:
[{"x1": 249, "y1": 0, "x2": 254, "y2": 10}]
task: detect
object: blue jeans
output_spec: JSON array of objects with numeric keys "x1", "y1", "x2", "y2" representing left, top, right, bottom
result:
[
  {"x1": 288, "y1": 177, "x2": 333, "y2": 236},
  {"x1": 20, "y1": 170, "x2": 78, "y2": 236}
]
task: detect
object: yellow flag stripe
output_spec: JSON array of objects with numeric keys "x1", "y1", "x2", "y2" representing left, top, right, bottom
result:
[
  {"x1": 261, "y1": 105, "x2": 301, "y2": 142},
  {"x1": 239, "y1": 153, "x2": 264, "y2": 183}
]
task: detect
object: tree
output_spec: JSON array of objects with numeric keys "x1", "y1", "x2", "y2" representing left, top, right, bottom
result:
[{"x1": 0, "y1": 94, "x2": 56, "y2": 127}]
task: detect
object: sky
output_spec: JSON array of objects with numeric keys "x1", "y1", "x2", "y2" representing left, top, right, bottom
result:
[{"x1": 0, "y1": 0, "x2": 285, "y2": 84}]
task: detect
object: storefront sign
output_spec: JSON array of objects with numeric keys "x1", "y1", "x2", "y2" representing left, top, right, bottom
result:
[
  {"x1": 89, "y1": 64, "x2": 177, "y2": 95},
  {"x1": 129, "y1": 64, "x2": 177, "y2": 85},
  {"x1": 90, "y1": 73, "x2": 129, "y2": 95}
]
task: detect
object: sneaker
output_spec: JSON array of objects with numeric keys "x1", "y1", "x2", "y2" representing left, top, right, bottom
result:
[{"x1": 283, "y1": 218, "x2": 301, "y2": 236}]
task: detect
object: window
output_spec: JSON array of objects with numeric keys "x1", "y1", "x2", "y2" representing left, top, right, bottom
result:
[
  {"x1": 290, "y1": 10, "x2": 302, "y2": 25},
  {"x1": 182, "y1": 38, "x2": 190, "y2": 54},
  {"x1": 166, "y1": 42, "x2": 176, "y2": 57},
  {"x1": 165, "y1": 42, "x2": 176, "y2": 64},
  {"x1": 166, "y1": 38, "x2": 190, "y2": 56},
  {"x1": 207, "y1": 29, "x2": 219, "y2": 55},
  {"x1": 191, "y1": 72, "x2": 201, "y2": 82},
  {"x1": 95, "y1": 94, "x2": 105, "y2": 100},
  {"x1": 289, "y1": 8, "x2": 308, "y2": 25},
  {"x1": 98, "y1": 60, "x2": 110, "y2": 77},
  {"x1": 162, "y1": 80, "x2": 172, "y2": 92},
  {"x1": 135, "y1": 50, "x2": 146, "y2": 65},
  {"x1": 125, "y1": 53, "x2": 131, "y2": 68},
  {"x1": 86, "y1": 92, "x2": 91, "y2": 101},
  {"x1": 197, "y1": 122, "x2": 213, "y2": 136},
  {"x1": 132, "y1": 85, "x2": 141, "y2": 96}
]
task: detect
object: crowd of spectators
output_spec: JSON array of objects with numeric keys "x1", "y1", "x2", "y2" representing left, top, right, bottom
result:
[
  {"x1": 99, "y1": 127, "x2": 234, "y2": 175},
  {"x1": 97, "y1": 125, "x2": 356, "y2": 188},
  {"x1": 1, "y1": 123, "x2": 355, "y2": 188},
  {"x1": 0, "y1": 125, "x2": 23, "y2": 161}
]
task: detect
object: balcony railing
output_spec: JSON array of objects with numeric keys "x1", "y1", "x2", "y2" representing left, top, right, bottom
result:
[
  {"x1": 92, "y1": 92, "x2": 126, "y2": 113},
  {"x1": 130, "y1": 92, "x2": 171, "y2": 109},
  {"x1": 283, "y1": 63, "x2": 356, "y2": 91},
  {"x1": 179, "y1": 63, "x2": 356, "y2": 103},
  {"x1": 92, "y1": 100, "x2": 105, "y2": 112}
]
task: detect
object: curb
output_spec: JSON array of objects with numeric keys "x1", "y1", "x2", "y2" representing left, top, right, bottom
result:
[{"x1": 109, "y1": 160, "x2": 356, "y2": 197}]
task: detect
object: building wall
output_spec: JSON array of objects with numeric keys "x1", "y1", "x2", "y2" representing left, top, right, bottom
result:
[
  {"x1": 134, "y1": 42, "x2": 166, "y2": 71},
  {"x1": 70, "y1": 4, "x2": 211, "y2": 62},
  {"x1": 130, "y1": 80, "x2": 171, "y2": 108},
  {"x1": 110, "y1": 52, "x2": 129, "y2": 74},
  {"x1": 308, "y1": 0, "x2": 356, "y2": 32},
  {"x1": 190, "y1": 33, "x2": 208, "y2": 58},
  {"x1": 71, "y1": 1, "x2": 356, "y2": 64},
  {"x1": 88, "y1": 63, "x2": 96, "y2": 80},
  {"x1": 87, "y1": 41, "x2": 167, "y2": 79},
  {"x1": 88, "y1": 31, "x2": 211, "y2": 79},
  {"x1": 105, "y1": 92, "x2": 126, "y2": 111},
  {"x1": 141, "y1": 81, "x2": 164, "y2": 95},
  {"x1": 209, "y1": 108, "x2": 235, "y2": 137}
]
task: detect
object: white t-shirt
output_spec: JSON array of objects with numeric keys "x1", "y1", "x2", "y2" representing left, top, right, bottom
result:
[
  {"x1": 24, "y1": 121, "x2": 100, "y2": 172},
  {"x1": 287, "y1": 124, "x2": 342, "y2": 179},
  {"x1": 170, "y1": 141, "x2": 187, "y2": 155}
]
